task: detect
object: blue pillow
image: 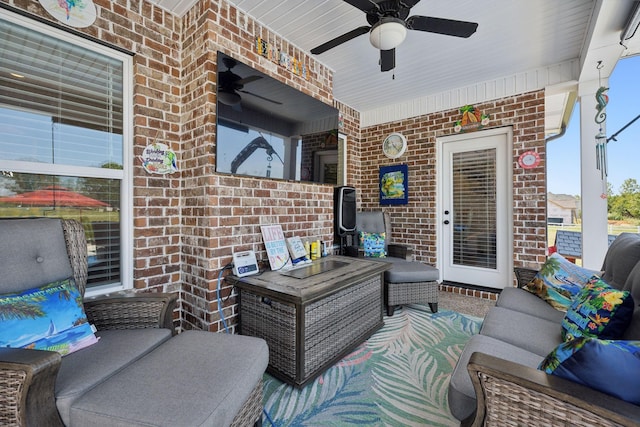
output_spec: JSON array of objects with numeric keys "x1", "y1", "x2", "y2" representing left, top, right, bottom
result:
[
  {"x1": 561, "y1": 277, "x2": 634, "y2": 341},
  {"x1": 0, "y1": 278, "x2": 99, "y2": 355},
  {"x1": 523, "y1": 253, "x2": 596, "y2": 311},
  {"x1": 360, "y1": 231, "x2": 386, "y2": 258},
  {"x1": 539, "y1": 337, "x2": 640, "y2": 405}
]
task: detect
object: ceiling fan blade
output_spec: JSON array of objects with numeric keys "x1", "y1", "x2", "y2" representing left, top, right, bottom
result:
[
  {"x1": 399, "y1": 0, "x2": 422, "y2": 8},
  {"x1": 311, "y1": 26, "x2": 371, "y2": 54},
  {"x1": 406, "y1": 16, "x2": 478, "y2": 38},
  {"x1": 343, "y1": 0, "x2": 380, "y2": 13},
  {"x1": 239, "y1": 90, "x2": 283, "y2": 105},
  {"x1": 237, "y1": 75, "x2": 262, "y2": 86},
  {"x1": 380, "y1": 49, "x2": 395, "y2": 72}
]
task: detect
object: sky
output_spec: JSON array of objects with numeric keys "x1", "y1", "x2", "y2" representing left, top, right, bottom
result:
[{"x1": 547, "y1": 55, "x2": 640, "y2": 196}]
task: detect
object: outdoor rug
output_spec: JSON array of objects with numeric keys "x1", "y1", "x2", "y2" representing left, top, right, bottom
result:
[{"x1": 262, "y1": 306, "x2": 482, "y2": 426}]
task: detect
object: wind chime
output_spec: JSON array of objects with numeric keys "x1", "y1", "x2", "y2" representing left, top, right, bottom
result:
[
  {"x1": 594, "y1": 61, "x2": 609, "y2": 199},
  {"x1": 265, "y1": 151, "x2": 273, "y2": 178}
]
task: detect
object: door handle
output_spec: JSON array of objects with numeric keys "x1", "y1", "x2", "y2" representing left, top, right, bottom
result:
[{"x1": 443, "y1": 220, "x2": 450, "y2": 225}]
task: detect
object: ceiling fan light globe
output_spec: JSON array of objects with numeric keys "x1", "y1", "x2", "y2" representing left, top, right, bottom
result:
[
  {"x1": 369, "y1": 18, "x2": 407, "y2": 50},
  {"x1": 219, "y1": 90, "x2": 241, "y2": 106}
]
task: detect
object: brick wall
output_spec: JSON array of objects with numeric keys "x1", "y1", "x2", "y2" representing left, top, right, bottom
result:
[
  {"x1": 178, "y1": 1, "x2": 346, "y2": 331},
  {"x1": 2, "y1": 0, "x2": 547, "y2": 333},
  {"x1": 357, "y1": 92, "x2": 548, "y2": 271},
  {"x1": 2, "y1": 0, "x2": 354, "y2": 333}
]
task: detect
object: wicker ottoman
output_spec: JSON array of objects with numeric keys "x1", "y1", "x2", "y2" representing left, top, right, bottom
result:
[{"x1": 381, "y1": 258, "x2": 439, "y2": 316}]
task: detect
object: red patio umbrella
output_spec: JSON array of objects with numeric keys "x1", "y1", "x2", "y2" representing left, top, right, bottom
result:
[{"x1": 0, "y1": 185, "x2": 109, "y2": 208}]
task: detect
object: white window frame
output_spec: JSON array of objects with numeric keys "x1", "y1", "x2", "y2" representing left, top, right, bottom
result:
[{"x1": 0, "y1": 9, "x2": 133, "y2": 297}]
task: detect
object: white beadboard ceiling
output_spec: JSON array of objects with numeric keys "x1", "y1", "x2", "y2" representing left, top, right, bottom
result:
[{"x1": 150, "y1": 0, "x2": 640, "y2": 132}]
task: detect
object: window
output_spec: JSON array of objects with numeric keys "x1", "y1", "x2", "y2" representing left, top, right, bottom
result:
[{"x1": 0, "y1": 11, "x2": 132, "y2": 294}]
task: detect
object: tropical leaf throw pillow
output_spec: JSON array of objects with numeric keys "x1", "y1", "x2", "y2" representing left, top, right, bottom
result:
[
  {"x1": 561, "y1": 277, "x2": 634, "y2": 341},
  {"x1": 539, "y1": 337, "x2": 640, "y2": 405},
  {"x1": 0, "y1": 278, "x2": 99, "y2": 356},
  {"x1": 523, "y1": 253, "x2": 597, "y2": 311},
  {"x1": 360, "y1": 231, "x2": 386, "y2": 258}
]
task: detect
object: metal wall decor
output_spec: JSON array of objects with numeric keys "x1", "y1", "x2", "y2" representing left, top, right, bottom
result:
[{"x1": 594, "y1": 61, "x2": 609, "y2": 199}]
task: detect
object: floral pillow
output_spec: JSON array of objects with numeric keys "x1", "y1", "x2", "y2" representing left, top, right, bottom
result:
[
  {"x1": 561, "y1": 277, "x2": 634, "y2": 341},
  {"x1": 539, "y1": 337, "x2": 640, "y2": 405},
  {"x1": 360, "y1": 231, "x2": 386, "y2": 258},
  {"x1": 0, "y1": 278, "x2": 99, "y2": 356},
  {"x1": 523, "y1": 253, "x2": 597, "y2": 311}
]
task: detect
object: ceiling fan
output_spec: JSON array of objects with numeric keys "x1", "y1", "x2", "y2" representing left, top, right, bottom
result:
[
  {"x1": 310, "y1": 0, "x2": 478, "y2": 72},
  {"x1": 218, "y1": 56, "x2": 282, "y2": 106}
]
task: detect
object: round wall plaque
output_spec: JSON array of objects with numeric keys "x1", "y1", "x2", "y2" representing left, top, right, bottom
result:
[
  {"x1": 518, "y1": 151, "x2": 540, "y2": 169},
  {"x1": 39, "y1": 0, "x2": 97, "y2": 28}
]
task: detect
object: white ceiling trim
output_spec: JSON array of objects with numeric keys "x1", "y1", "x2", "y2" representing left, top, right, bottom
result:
[{"x1": 357, "y1": 59, "x2": 580, "y2": 129}]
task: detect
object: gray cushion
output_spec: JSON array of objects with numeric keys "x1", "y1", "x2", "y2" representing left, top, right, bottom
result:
[
  {"x1": 622, "y1": 309, "x2": 640, "y2": 340},
  {"x1": 495, "y1": 287, "x2": 566, "y2": 323},
  {"x1": 448, "y1": 334, "x2": 543, "y2": 421},
  {"x1": 376, "y1": 257, "x2": 439, "y2": 283},
  {"x1": 621, "y1": 261, "x2": 640, "y2": 340},
  {"x1": 0, "y1": 218, "x2": 73, "y2": 293},
  {"x1": 601, "y1": 233, "x2": 640, "y2": 289},
  {"x1": 56, "y1": 329, "x2": 172, "y2": 425},
  {"x1": 479, "y1": 307, "x2": 562, "y2": 356},
  {"x1": 622, "y1": 259, "x2": 640, "y2": 308},
  {"x1": 356, "y1": 211, "x2": 386, "y2": 234},
  {"x1": 69, "y1": 330, "x2": 269, "y2": 427}
]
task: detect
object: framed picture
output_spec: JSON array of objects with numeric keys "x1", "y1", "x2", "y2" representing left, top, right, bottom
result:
[{"x1": 379, "y1": 164, "x2": 408, "y2": 205}]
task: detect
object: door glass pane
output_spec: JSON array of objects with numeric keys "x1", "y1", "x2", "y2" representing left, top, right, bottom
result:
[{"x1": 452, "y1": 149, "x2": 497, "y2": 269}]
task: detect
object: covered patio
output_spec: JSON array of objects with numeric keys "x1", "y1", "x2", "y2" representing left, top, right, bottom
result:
[{"x1": 1, "y1": 1, "x2": 640, "y2": 425}]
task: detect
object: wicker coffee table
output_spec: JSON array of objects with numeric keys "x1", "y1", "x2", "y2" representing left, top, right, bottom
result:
[{"x1": 227, "y1": 256, "x2": 389, "y2": 387}]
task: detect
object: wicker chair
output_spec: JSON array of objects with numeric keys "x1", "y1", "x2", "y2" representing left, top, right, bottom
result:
[
  {"x1": 0, "y1": 218, "x2": 266, "y2": 427},
  {"x1": 466, "y1": 352, "x2": 640, "y2": 427},
  {"x1": 353, "y1": 211, "x2": 439, "y2": 316}
]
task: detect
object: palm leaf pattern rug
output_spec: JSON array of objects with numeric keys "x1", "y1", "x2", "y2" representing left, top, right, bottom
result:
[{"x1": 263, "y1": 306, "x2": 482, "y2": 426}]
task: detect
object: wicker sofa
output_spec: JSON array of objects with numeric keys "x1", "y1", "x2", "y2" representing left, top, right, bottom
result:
[
  {"x1": 0, "y1": 218, "x2": 268, "y2": 427},
  {"x1": 448, "y1": 232, "x2": 640, "y2": 426}
]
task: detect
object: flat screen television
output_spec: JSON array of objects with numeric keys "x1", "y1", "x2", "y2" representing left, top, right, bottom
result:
[{"x1": 216, "y1": 52, "x2": 341, "y2": 184}]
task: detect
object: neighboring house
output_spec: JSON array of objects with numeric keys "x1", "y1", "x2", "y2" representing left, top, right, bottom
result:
[
  {"x1": 552, "y1": 230, "x2": 617, "y2": 262},
  {"x1": 547, "y1": 193, "x2": 579, "y2": 225}
]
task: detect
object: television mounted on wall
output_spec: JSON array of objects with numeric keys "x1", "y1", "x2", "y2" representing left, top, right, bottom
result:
[{"x1": 215, "y1": 52, "x2": 342, "y2": 184}]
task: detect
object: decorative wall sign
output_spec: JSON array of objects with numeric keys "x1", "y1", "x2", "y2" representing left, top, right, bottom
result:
[
  {"x1": 39, "y1": 0, "x2": 97, "y2": 28},
  {"x1": 453, "y1": 105, "x2": 490, "y2": 133},
  {"x1": 140, "y1": 142, "x2": 178, "y2": 175},
  {"x1": 379, "y1": 164, "x2": 408, "y2": 205},
  {"x1": 255, "y1": 37, "x2": 308, "y2": 79},
  {"x1": 261, "y1": 224, "x2": 292, "y2": 271},
  {"x1": 518, "y1": 151, "x2": 540, "y2": 169}
]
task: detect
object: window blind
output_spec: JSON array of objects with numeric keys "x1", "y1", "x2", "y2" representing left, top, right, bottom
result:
[
  {"x1": 0, "y1": 18, "x2": 123, "y2": 167},
  {"x1": 452, "y1": 149, "x2": 498, "y2": 269}
]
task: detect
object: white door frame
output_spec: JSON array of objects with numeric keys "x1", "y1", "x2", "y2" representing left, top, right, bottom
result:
[{"x1": 436, "y1": 127, "x2": 514, "y2": 289}]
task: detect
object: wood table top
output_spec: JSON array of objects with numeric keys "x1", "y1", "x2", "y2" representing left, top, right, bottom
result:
[{"x1": 226, "y1": 255, "x2": 389, "y2": 304}]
